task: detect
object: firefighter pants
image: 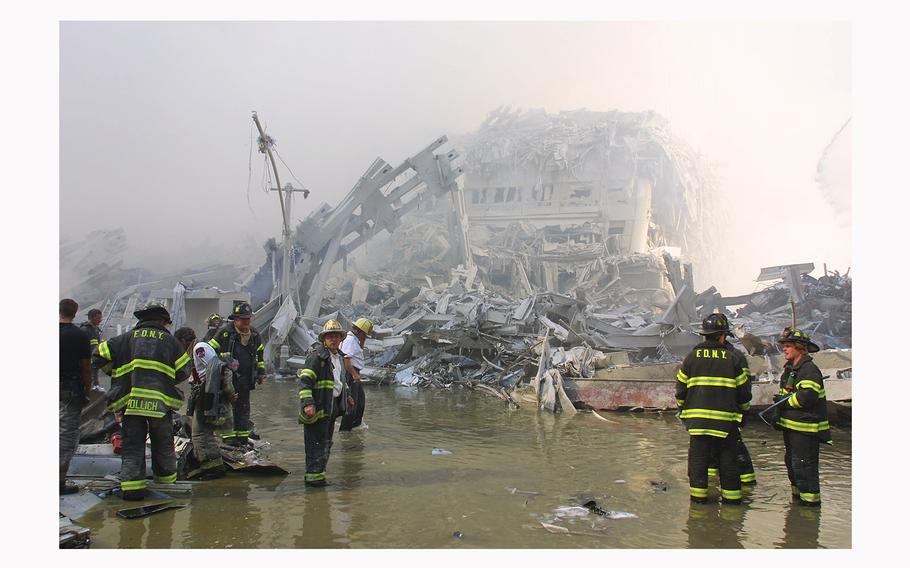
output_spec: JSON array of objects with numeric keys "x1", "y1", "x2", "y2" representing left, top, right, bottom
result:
[
  {"x1": 783, "y1": 429, "x2": 821, "y2": 505},
  {"x1": 303, "y1": 397, "x2": 341, "y2": 484},
  {"x1": 708, "y1": 430, "x2": 756, "y2": 484},
  {"x1": 190, "y1": 409, "x2": 225, "y2": 476},
  {"x1": 688, "y1": 432, "x2": 742, "y2": 502},
  {"x1": 59, "y1": 390, "x2": 84, "y2": 485},
  {"x1": 339, "y1": 379, "x2": 365, "y2": 431},
  {"x1": 224, "y1": 379, "x2": 251, "y2": 444},
  {"x1": 120, "y1": 413, "x2": 177, "y2": 496}
]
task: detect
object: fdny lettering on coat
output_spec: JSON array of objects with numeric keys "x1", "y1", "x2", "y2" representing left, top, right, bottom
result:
[
  {"x1": 695, "y1": 349, "x2": 727, "y2": 359},
  {"x1": 133, "y1": 329, "x2": 166, "y2": 340}
]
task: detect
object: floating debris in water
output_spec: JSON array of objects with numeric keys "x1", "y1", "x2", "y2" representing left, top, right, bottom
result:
[
  {"x1": 431, "y1": 448, "x2": 452, "y2": 455},
  {"x1": 583, "y1": 500, "x2": 638, "y2": 519},
  {"x1": 506, "y1": 487, "x2": 540, "y2": 495},
  {"x1": 554, "y1": 506, "x2": 590, "y2": 518},
  {"x1": 614, "y1": 480, "x2": 626, "y2": 483},
  {"x1": 452, "y1": 531, "x2": 463, "y2": 539},
  {"x1": 649, "y1": 480, "x2": 669, "y2": 492},
  {"x1": 540, "y1": 522, "x2": 569, "y2": 534}
]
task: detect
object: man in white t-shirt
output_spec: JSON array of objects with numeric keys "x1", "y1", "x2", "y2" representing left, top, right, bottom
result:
[{"x1": 339, "y1": 318, "x2": 373, "y2": 431}]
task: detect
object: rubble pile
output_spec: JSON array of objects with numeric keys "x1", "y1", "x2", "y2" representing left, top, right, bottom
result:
[
  {"x1": 307, "y1": 258, "x2": 701, "y2": 400},
  {"x1": 457, "y1": 107, "x2": 724, "y2": 282},
  {"x1": 726, "y1": 269, "x2": 853, "y2": 352}
]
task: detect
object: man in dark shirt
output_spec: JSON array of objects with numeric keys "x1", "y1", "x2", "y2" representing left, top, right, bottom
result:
[
  {"x1": 79, "y1": 308, "x2": 103, "y2": 389},
  {"x1": 60, "y1": 298, "x2": 91, "y2": 495}
]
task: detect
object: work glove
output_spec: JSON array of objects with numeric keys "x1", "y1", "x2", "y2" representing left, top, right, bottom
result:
[
  {"x1": 772, "y1": 394, "x2": 783, "y2": 404},
  {"x1": 739, "y1": 413, "x2": 748, "y2": 429}
]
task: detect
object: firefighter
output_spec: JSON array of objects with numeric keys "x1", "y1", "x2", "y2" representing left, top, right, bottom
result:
[
  {"x1": 298, "y1": 319, "x2": 354, "y2": 487},
  {"x1": 339, "y1": 317, "x2": 373, "y2": 431},
  {"x1": 79, "y1": 308, "x2": 103, "y2": 389},
  {"x1": 775, "y1": 328, "x2": 831, "y2": 507},
  {"x1": 208, "y1": 302, "x2": 265, "y2": 447},
  {"x1": 203, "y1": 313, "x2": 223, "y2": 342},
  {"x1": 707, "y1": 433, "x2": 757, "y2": 486},
  {"x1": 676, "y1": 313, "x2": 752, "y2": 504},
  {"x1": 93, "y1": 302, "x2": 191, "y2": 501}
]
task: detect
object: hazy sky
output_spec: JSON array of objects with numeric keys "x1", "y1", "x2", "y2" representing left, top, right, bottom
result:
[{"x1": 59, "y1": 21, "x2": 851, "y2": 294}]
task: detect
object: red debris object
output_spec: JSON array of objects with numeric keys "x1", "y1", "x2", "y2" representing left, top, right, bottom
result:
[{"x1": 111, "y1": 433, "x2": 123, "y2": 455}]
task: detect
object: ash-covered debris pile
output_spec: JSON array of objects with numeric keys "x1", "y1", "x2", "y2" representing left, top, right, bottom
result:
[
  {"x1": 305, "y1": 255, "x2": 701, "y2": 401},
  {"x1": 698, "y1": 263, "x2": 852, "y2": 353}
]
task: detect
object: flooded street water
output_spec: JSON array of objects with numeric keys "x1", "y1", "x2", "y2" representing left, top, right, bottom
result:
[{"x1": 79, "y1": 378, "x2": 851, "y2": 548}]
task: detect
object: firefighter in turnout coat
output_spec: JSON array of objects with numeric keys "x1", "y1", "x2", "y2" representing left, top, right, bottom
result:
[
  {"x1": 676, "y1": 313, "x2": 752, "y2": 504},
  {"x1": 208, "y1": 302, "x2": 265, "y2": 446},
  {"x1": 93, "y1": 303, "x2": 191, "y2": 501},
  {"x1": 775, "y1": 328, "x2": 832, "y2": 507},
  {"x1": 298, "y1": 319, "x2": 353, "y2": 487}
]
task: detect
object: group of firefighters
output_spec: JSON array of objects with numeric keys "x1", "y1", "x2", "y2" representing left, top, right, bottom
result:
[
  {"x1": 60, "y1": 297, "x2": 831, "y2": 508},
  {"x1": 676, "y1": 313, "x2": 832, "y2": 507}
]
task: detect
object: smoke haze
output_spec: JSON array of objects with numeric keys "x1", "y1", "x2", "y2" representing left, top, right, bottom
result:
[{"x1": 59, "y1": 21, "x2": 851, "y2": 296}]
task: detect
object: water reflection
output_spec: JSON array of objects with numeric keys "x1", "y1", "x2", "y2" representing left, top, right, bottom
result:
[
  {"x1": 776, "y1": 504, "x2": 822, "y2": 548},
  {"x1": 79, "y1": 384, "x2": 850, "y2": 548},
  {"x1": 684, "y1": 504, "x2": 745, "y2": 549},
  {"x1": 114, "y1": 499, "x2": 178, "y2": 548}
]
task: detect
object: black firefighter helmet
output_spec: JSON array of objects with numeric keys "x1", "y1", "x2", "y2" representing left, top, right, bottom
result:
[
  {"x1": 229, "y1": 302, "x2": 253, "y2": 320},
  {"x1": 699, "y1": 313, "x2": 732, "y2": 336},
  {"x1": 134, "y1": 301, "x2": 172, "y2": 324},
  {"x1": 777, "y1": 327, "x2": 820, "y2": 353}
]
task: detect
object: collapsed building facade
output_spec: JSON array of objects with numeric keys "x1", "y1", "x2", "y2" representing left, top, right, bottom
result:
[{"x1": 459, "y1": 107, "x2": 719, "y2": 300}]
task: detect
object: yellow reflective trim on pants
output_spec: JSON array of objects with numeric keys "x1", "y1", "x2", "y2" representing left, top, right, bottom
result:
[
  {"x1": 721, "y1": 489, "x2": 742, "y2": 500},
  {"x1": 689, "y1": 487, "x2": 708, "y2": 497},
  {"x1": 707, "y1": 468, "x2": 718, "y2": 476},
  {"x1": 121, "y1": 479, "x2": 147, "y2": 490},
  {"x1": 686, "y1": 376, "x2": 738, "y2": 388},
  {"x1": 154, "y1": 473, "x2": 177, "y2": 484},
  {"x1": 676, "y1": 399, "x2": 684, "y2": 407},
  {"x1": 740, "y1": 472, "x2": 756, "y2": 483},
  {"x1": 305, "y1": 472, "x2": 326, "y2": 481},
  {"x1": 688, "y1": 428, "x2": 729, "y2": 438},
  {"x1": 680, "y1": 409, "x2": 742, "y2": 421},
  {"x1": 777, "y1": 418, "x2": 829, "y2": 433},
  {"x1": 799, "y1": 492, "x2": 820, "y2": 503}
]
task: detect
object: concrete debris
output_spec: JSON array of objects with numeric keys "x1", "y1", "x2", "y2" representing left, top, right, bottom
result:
[
  {"x1": 702, "y1": 264, "x2": 852, "y2": 352},
  {"x1": 59, "y1": 515, "x2": 91, "y2": 548}
]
